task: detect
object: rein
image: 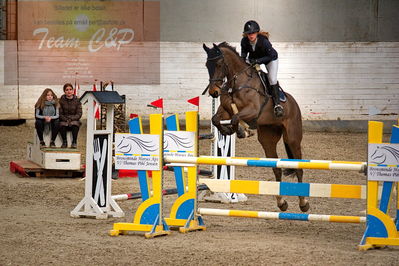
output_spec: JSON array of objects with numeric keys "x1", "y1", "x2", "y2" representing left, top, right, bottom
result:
[{"x1": 202, "y1": 51, "x2": 253, "y2": 95}]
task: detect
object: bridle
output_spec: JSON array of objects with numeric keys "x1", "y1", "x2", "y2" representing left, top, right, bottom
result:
[
  {"x1": 202, "y1": 53, "x2": 227, "y2": 95},
  {"x1": 202, "y1": 50, "x2": 252, "y2": 95}
]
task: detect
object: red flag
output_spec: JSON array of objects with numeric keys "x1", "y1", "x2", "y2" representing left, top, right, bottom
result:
[
  {"x1": 150, "y1": 98, "x2": 163, "y2": 109},
  {"x1": 187, "y1": 96, "x2": 200, "y2": 107},
  {"x1": 74, "y1": 80, "x2": 80, "y2": 96},
  {"x1": 77, "y1": 82, "x2": 80, "y2": 97},
  {"x1": 74, "y1": 72, "x2": 78, "y2": 95},
  {"x1": 93, "y1": 83, "x2": 100, "y2": 119}
]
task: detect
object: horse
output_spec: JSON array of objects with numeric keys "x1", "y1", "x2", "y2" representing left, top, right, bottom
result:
[{"x1": 202, "y1": 42, "x2": 309, "y2": 212}]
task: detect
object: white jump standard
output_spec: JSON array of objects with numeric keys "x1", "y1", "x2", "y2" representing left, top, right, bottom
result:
[{"x1": 70, "y1": 91, "x2": 125, "y2": 219}]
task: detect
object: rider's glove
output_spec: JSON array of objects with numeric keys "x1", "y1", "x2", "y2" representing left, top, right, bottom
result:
[{"x1": 249, "y1": 58, "x2": 259, "y2": 66}]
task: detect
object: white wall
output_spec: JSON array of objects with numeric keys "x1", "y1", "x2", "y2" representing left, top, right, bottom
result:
[
  {"x1": 0, "y1": 41, "x2": 19, "y2": 119},
  {"x1": 1, "y1": 41, "x2": 398, "y2": 121},
  {"x1": 119, "y1": 41, "x2": 399, "y2": 121}
]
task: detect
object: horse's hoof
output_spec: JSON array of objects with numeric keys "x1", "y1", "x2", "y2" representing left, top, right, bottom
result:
[
  {"x1": 236, "y1": 128, "x2": 246, "y2": 138},
  {"x1": 300, "y1": 202, "x2": 310, "y2": 212},
  {"x1": 247, "y1": 130, "x2": 255, "y2": 137},
  {"x1": 219, "y1": 126, "x2": 234, "y2": 136},
  {"x1": 283, "y1": 168, "x2": 296, "y2": 177},
  {"x1": 278, "y1": 200, "x2": 288, "y2": 211}
]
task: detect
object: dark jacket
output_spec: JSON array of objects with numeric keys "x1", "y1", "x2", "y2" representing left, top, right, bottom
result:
[
  {"x1": 59, "y1": 95, "x2": 82, "y2": 127},
  {"x1": 240, "y1": 34, "x2": 278, "y2": 65}
]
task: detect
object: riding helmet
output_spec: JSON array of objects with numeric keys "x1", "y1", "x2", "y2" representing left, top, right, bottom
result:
[{"x1": 243, "y1": 20, "x2": 260, "y2": 34}]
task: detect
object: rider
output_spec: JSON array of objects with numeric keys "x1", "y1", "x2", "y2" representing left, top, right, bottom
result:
[{"x1": 240, "y1": 20, "x2": 284, "y2": 117}]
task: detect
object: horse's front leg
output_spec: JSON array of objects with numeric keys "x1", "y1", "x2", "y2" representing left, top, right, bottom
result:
[
  {"x1": 211, "y1": 106, "x2": 235, "y2": 136},
  {"x1": 230, "y1": 104, "x2": 256, "y2": 138}
]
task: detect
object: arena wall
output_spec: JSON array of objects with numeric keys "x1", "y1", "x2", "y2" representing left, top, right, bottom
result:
[
  {"x1": 2, "y1": 41, "x2": 398, "y2": 122},
  {"x1": 0, "y1": 0, "x2": 398, "y2": 131}
]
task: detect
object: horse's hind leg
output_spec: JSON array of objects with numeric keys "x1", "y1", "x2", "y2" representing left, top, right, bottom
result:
[
  {"x1": 283, "y1": 126, "x2": 309, "y2": 212},
  {"x1": 282, "y1": 142, "x2": 296, "y2": 177},
  {"x1": 257, "y1": 126, "x2": 288, "y2": 211}
]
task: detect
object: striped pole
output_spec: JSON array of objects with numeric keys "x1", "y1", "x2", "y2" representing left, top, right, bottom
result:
[
  {"x1": 198, "y1": 208, "x2": 366, "y2": 224},
  {"x1": 165, "y1": 156, "x2": 367, "y2": 172},
  {"x1": 200, "y1": 179, "x2": 368, "y2": 199},
  {"x1": 112, "y1": 184, "x2": 209, "y2": 201}
]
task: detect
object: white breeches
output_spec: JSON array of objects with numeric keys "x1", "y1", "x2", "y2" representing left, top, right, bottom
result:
[{"x1": 265, "y1": 59, "x2": 279, "y2": 85}]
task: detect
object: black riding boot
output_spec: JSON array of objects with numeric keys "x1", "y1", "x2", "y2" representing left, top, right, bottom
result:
[{"x1": 271, "y1": 83, "x2": 284, "y2": 117}]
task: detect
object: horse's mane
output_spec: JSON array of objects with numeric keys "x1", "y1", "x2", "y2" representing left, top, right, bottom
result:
[{"x1": 218, "y1": 42, "x2": 240, "y2": 58}]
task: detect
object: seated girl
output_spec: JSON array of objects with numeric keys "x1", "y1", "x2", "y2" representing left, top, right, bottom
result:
[
  {"x1": 59, "y1": 83, "x2": 82, "y2": 148},
  {"x1": 34, "y1": 88, "x2": 60, "y2": 148}
]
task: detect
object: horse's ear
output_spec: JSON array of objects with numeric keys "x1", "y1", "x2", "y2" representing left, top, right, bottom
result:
[{"x1": 203, "y1": 43, "x2": 210, "y2": 53}]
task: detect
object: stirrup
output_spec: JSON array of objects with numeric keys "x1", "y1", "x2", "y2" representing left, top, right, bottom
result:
[{"x1": 274, "y1": 104, "x2": 284, "y2": 117}]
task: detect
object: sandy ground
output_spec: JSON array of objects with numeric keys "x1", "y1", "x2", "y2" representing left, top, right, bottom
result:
[{"x1": 1, "y1": 123, "x2": 398, "y2": 265}]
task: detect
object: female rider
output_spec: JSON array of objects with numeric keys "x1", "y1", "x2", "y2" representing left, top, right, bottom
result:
[{"x1": 240, "y1": 20, "x2": 283, "y2": 117}]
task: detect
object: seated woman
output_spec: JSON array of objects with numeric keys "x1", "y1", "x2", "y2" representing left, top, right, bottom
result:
[
  {"x1": 59, "y1": 83, "x2": 82, "y2": 148},
  {"x1": 34, "y1": 88, "x2": 60, "y2": 148}
]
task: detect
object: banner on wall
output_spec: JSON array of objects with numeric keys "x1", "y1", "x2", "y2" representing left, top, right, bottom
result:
[{"x1": 5, "y1": 0, "x2": 160, "y2": 85}]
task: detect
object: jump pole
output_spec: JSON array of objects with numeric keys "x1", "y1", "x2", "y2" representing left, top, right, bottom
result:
[
  {"x1": 198, "y1": 208, "x2": 366, "y2": 224},
  {"x1": 164, "y1": 156, "x2": 367, "y2": 172},
  {"x1": 165, "y1": 121, "x2": 399, "y2": 250}
]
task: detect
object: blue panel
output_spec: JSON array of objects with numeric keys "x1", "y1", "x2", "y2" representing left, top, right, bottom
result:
[
  {"x1": 247, "y1": 160, "x2": 277, "y2": 168},
  {"x1": 280, "y1": 159, "x2": 311, "y2": 162},
  {"x1": 128, "y1": 118, "x2": 142, "y2": 134},
  {"x1": 138, "y1": 171, "x2": 150, "y2": 201},
  {"x1": 365, "y1": 214, "x2": 388, "y2": 238},
  {"x1": 173, "y1": 166, "x2": 185, "y2": 196},
  {"x1": 140, "y1": 203, "x2": 160, "y2": 225},
  {"x1": 280, "y1": 182, "x2": 310, "y2": 197},
  {"x1": 176, "y1": 199, "x2": 195, "y2": 220},
  {"x1": 390, "y1": 126, "x2": 399, "y2": 144},
  {"x1": 390, "y1": 127, "x2": 399, "y2": 230},
  {"x1": 166, "y1": 115, "x2": 178, "y2": 131},
  {"x1": 379, "y1": 182, "x2": 393, "y2": 213},
  {"x1": 278, "y1": 212, "x2": 309, "y2": 221}
]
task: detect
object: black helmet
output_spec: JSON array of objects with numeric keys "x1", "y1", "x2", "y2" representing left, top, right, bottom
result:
[{"x1": 243, "y1": 20, "x2": 260, "y2": 34}]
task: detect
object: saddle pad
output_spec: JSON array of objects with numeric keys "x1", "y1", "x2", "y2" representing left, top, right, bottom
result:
[{"x1": 279, "y1": 88, "x2": 287, "y2": 103}]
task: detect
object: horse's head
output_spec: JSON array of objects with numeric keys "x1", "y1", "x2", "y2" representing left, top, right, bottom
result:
[{"x1": 202, "y1": 43, "x2": 227, "y2": 98}]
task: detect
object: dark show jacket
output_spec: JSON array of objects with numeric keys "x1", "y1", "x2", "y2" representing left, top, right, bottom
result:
[{"x1": 241, "y1": 34, "x2": 278, "y2": 65}]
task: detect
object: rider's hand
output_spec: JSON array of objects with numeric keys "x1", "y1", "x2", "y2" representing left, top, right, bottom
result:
[{"x1": 249, "y1": 58, "x2": 259, "y2": 66}]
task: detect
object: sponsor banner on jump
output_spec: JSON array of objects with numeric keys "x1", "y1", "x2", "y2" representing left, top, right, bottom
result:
[
  {"x1": 368, "y1": 143, "x2": 399, "y2": 182},
  {"x1": 163, "y1": 131, "x2": 195, "y2": 158},
  {"x1": 114, "y1": 133, "x2": 160, "y2": 171},
  {"x1": 5, "y1": 0, "x2": 160, "y2": 85}
]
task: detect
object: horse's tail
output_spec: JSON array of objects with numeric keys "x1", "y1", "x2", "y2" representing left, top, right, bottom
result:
[{"x1": 282, "y1": 142, "x2": 298, "y2": 178}]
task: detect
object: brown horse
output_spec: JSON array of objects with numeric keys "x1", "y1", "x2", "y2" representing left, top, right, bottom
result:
[{"x1": 203, "y1": 42, "x2": 309, "y2": 212}]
